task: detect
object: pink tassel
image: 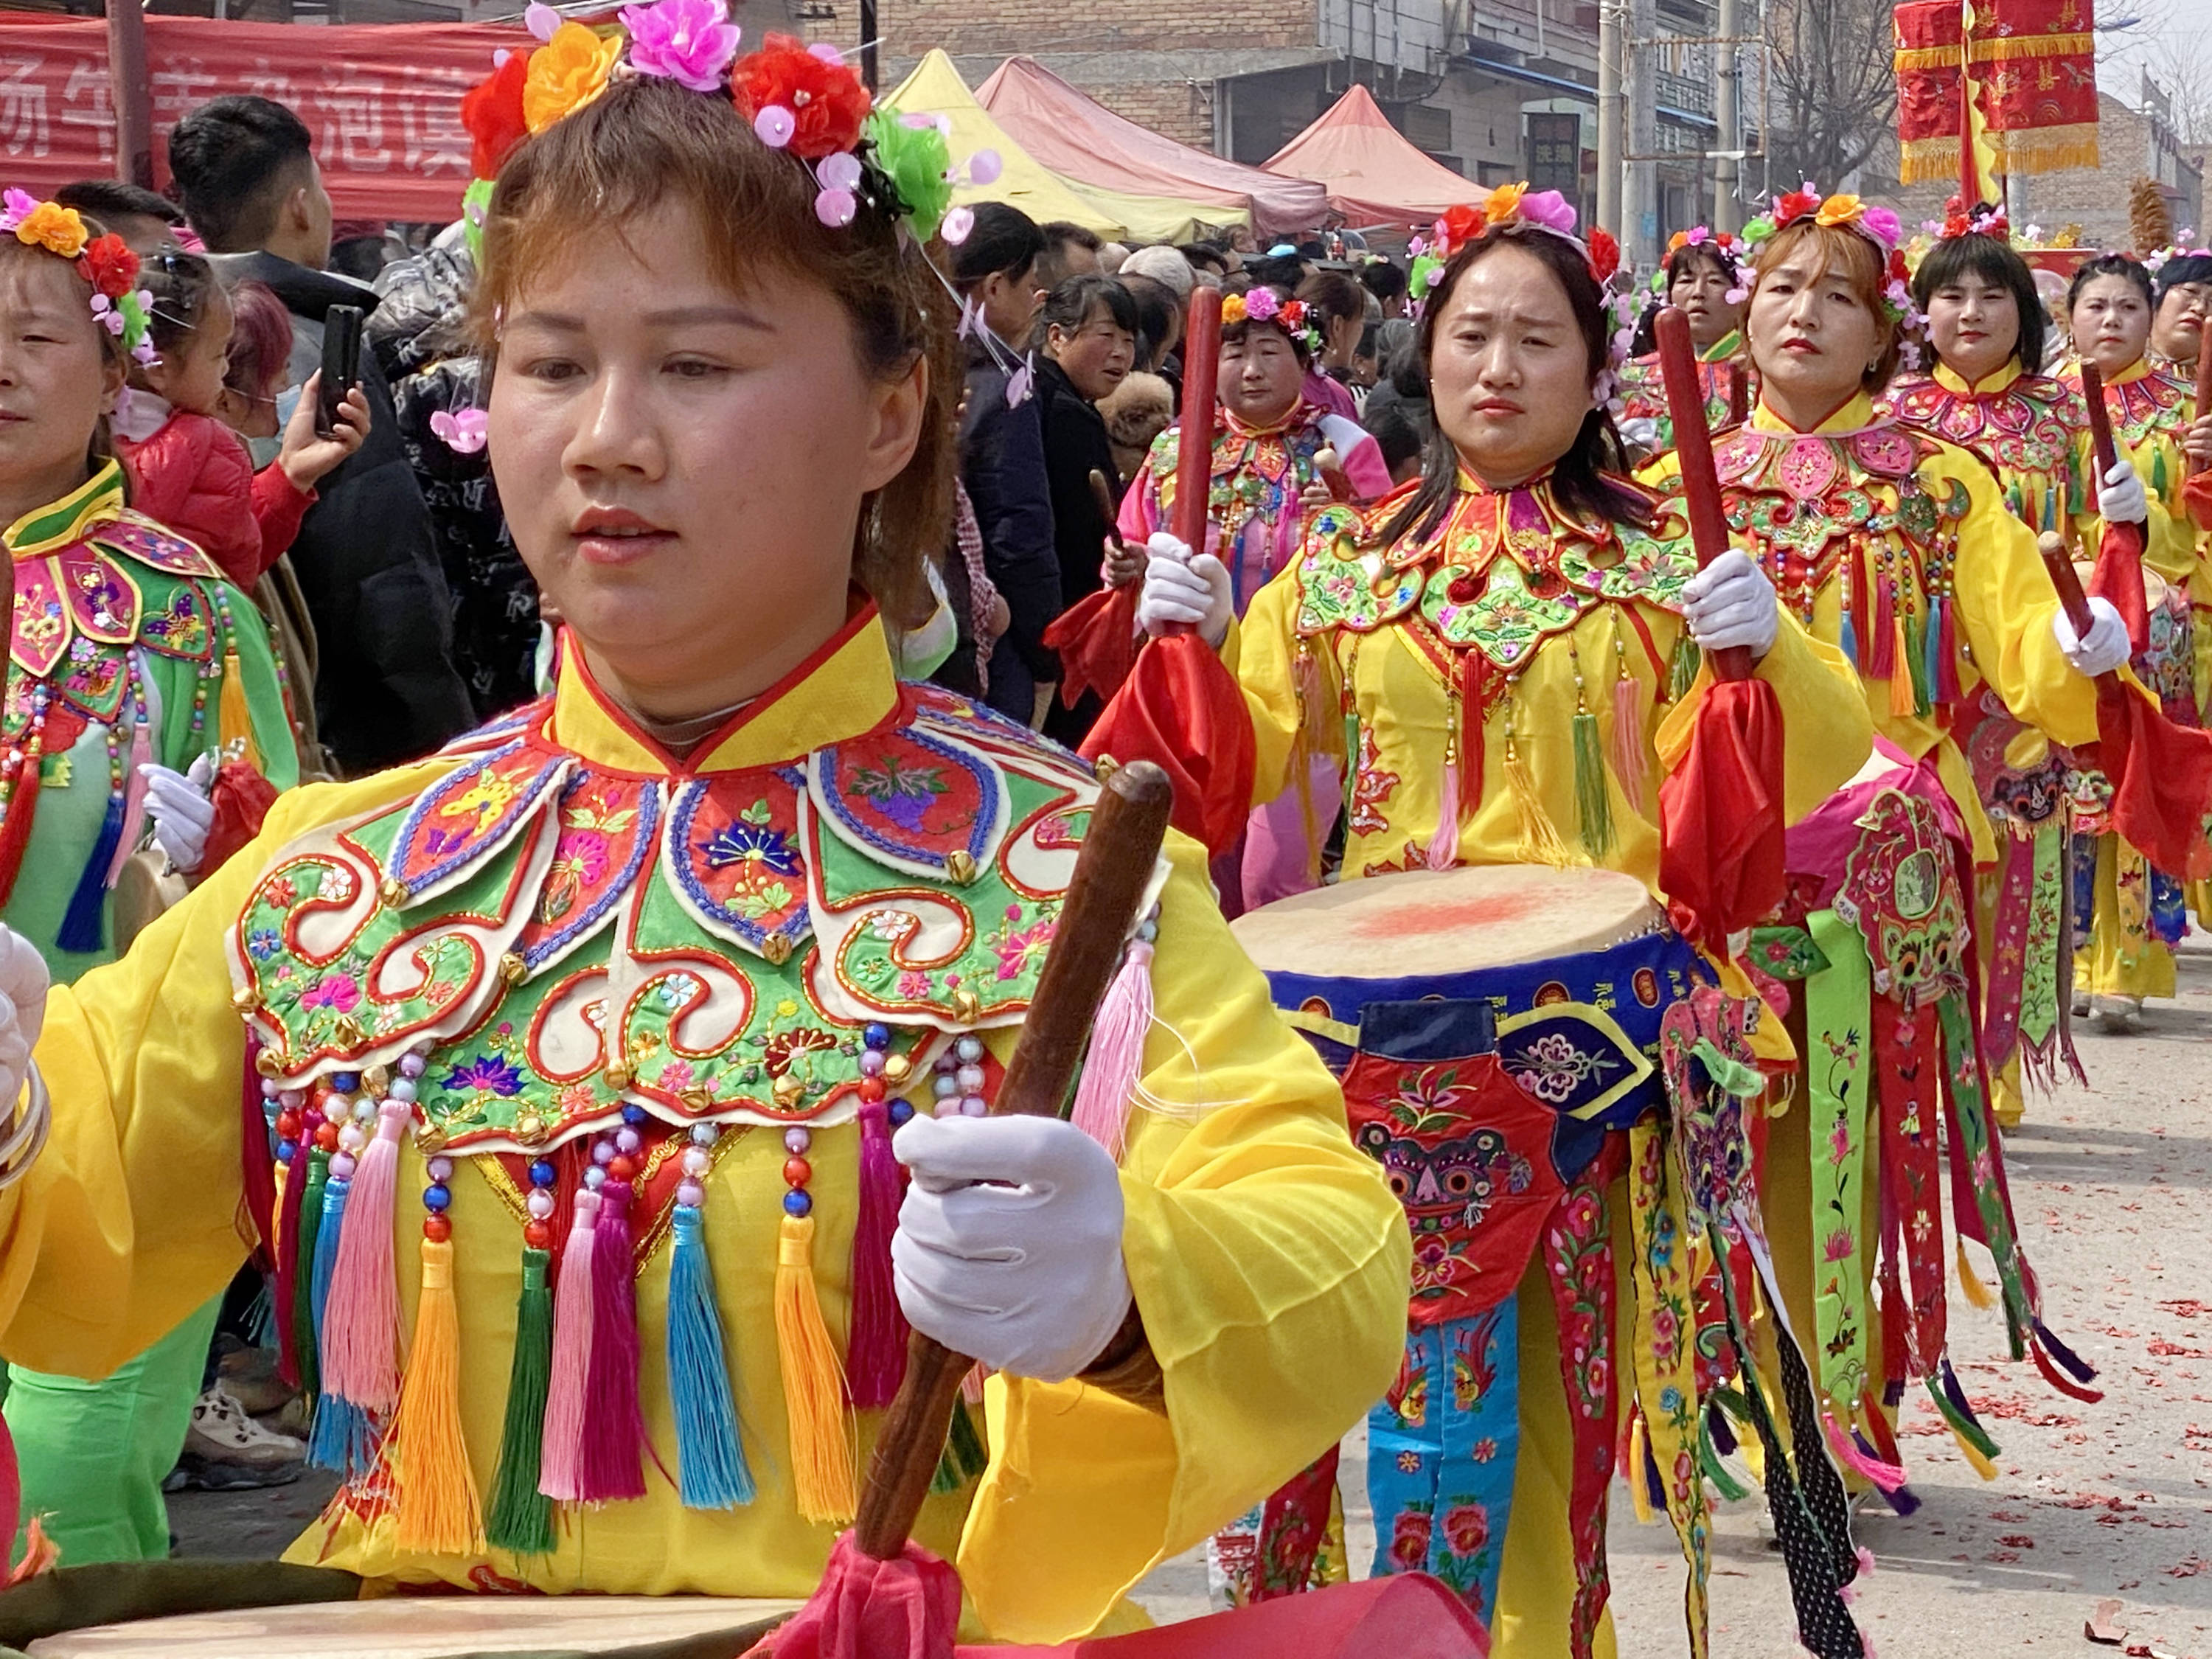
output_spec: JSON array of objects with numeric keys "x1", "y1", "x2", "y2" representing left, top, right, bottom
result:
[
  {"x1": 1068, "y1": 939, "x2": 1155, "y2": 1163},
  {"x1": 1609, "y1": 675, "x2": 1648, "y2": 815},
  {"x1": 1425, "y1": 756, "x2": 1460, "y2": 872},
  {"x1": 538, "y1": 1187, "x2": 600, "y2": 1502},
  {"x1": 1856, "y1": 1545, "x2": 1877, "y2": 1577},
  {"x1": 846, "y1": 1096, "x2": 909, "y2": 1409},
  {"x1": 105, "y1": 720, "x2": 153, "y2": 887},
  {"x1": 322, "y1": 1098, "x2": 407, "y2": 1413},
  {"x1": 1822, "y1": 1409, "x2": 1906, "y2": 1492},
  {"x1": 579, "y1": 1178, "x2": 647, "y2": 1501},
  {"x1": 963, "y1": 1363, "x2": 987, "y2": 1405}
]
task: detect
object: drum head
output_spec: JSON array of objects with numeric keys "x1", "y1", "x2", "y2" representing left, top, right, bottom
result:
[
  {"x1": 1231, "y1": 865, "x2": 1663, "y2": 983},
  {"x1": 24, "y1": 1594, "x2": 799, "y2": 1658}
]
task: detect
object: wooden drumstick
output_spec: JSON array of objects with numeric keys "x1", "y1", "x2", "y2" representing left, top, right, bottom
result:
[
  {"x1": 1655, "y1": 308, "x2": 1753, "y2": 683},
  {"x1": 1089, "y1": 468, "x2": 1128, "y2": 554},
  {"x1": 850, "y1": 760, "x2": 1175, "y2": 1563},
  {"x1": 2191, "y1": 346, "x2": 2212, "y2": 477},
  {"x1": 2038, "y1": 529, "x2": 2098, "y2": 643},
  {"x1": 1172, "y1": 287, "x2": 1223, "y2": 554},
  {"x1": 1312, "y1": 445, "x2": 1353, "y2": 502},
  {"x1": 2079, "y1": 359, "x2": 2139, "y2": 509}
]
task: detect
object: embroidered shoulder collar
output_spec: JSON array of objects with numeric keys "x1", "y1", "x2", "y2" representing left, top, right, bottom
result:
[
  {"x1": 1881, "y1": 371, "x2": 2079, "y2": 479},
  {"x1": 229, "y1": 685, "x2": 1165, "y2": 1155},
  {"x1": 10, "y1": 504, "x2": 226, "y2": 684}
]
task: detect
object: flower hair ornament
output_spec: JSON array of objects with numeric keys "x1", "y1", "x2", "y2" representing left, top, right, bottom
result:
[
  {"x1": 0, "y1": 190, "x2": 154, "y2": 366},
  {"x1": 2143, "y1": 229, "x2": 2202, "y2": 279},
  {"x1": 461, "y1": 1, "x2": 1000, "y2": 246},
  {"x1": 1221, "y1": 288, "x2": 1324, "y2": 357},
  {"x1": 1741, "y1": 184, "x2": 1926, "y2": 366},
  {"x1": 1926, "y1": 194, "x2": 2009, "y2": 244},
  {"x1": 1405, "y1": 182, "x2": 1635, "y2": 412},
  {"x1": 1650, "y1": 225, "x2": 1745, "y2": 303}
]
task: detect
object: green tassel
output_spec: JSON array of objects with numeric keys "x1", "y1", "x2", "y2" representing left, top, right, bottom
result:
[
  {"x1": 1927, "y1": 1375, "x2": 2001, "y2": 1462},
  {"x1": 486, "y1": 1248, "x2": 557, "y2": 1556},
  {"x1": 289, "y1": 1150, "x2": 329, "y2": 1403},
  {"x1": 1571, "y1": 709, "x2": 1613, "y2": 860},
  {"x1": 930, "y1": 1396, "x2": 989, "y2": 1495},
  {"x1": 1668, "y1": 630, "x2": 1703, "y2": 700},
  {"x1": 2152, "y1": 448, "x2": 2168, "y2": 498},
  {"x1": 1905, "y1": 611, "x2": 1931, "y2": 716},
  {"x1": 1342, "y1": 709, "x2": 1359, "y2": 771}
]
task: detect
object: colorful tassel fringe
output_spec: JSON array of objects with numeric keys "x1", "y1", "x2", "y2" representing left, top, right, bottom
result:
[
  {"x1": 846, "y1": 1096, "x2": 909, "y2": 1410},
  {"x1": 323, "y1": 1099, "x2": 407, "y2": 1413},
  {"x1": 1505, "y1": 747, "x2": 1571, "y2": 867},
  {"x1": 1571, "y1": 708, "x2": 1613, "y2": 860},
  {"x1": 0, "y1": 759, "x2": 41, "y2": 910},
  {"x1": 219, "y1": 648, "x2": 262, "y2": 771},
  {"x1": 1954, "y1": 1239, "x2": 1997, "y2": 1312},
  {"x1": 487, "y1": 1248, "x2": 557, "y2": 1554},
  {"x1": 1820, "y1": 1409, "x2": 1905, "y2": 1492},
  {"x1": 307, "y1": 1173, "x2": 372, "y2": 1475},
  {"x1": 287, "y1": 1150, "x2": 329, "y2": 1398},
  {"x1": 580, "y1": 1180, "x2": 647, "y2": 1501},
  {"x1": 1069, "y1": 939, "x2": 1155, "y2": 1164},
  {"x1": 774, "y1": 1214, "x2": 855, "y2": 1525},
  {"x1": 538, "y1": 1188, "x2": 600, "y2": 1502},
  {"x1": 931, "y1": 1397, "x2": 990, "y2": 1495},
  {"x1": 1610, "y1": 673, "x2": 1648, "y2": 814},
  {"x1": 105, "y1": 720, "x2": 152, "y2": 888},
  {"x1": 667, "y1": 1205, "x2": 755, "y2": 1509},
  {"x1": 1425, "y1": 751, "x2": 1460, "y2": 872},
  {"x1": 56, "y1": 786, "x2": 124, "y2": 953},
  {"x1": 388, "y1": 1239, "x2": 486, "y2": 1554}
]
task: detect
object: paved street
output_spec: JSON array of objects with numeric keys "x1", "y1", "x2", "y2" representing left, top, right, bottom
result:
[{"x1": 170, "y1": 942, "x2": 2212, "y2": 1656}]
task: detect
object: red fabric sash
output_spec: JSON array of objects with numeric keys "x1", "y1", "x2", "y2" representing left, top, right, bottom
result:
[
  {"x1": 1082, "y1": 633, "x2": 1259, "y2": 855},
  {"x1": 1872, "y1": 1000, "x2": 1947, "y2": 1377},
  {"x1": 1659, "y1": 678, "x2": 1787, "y2": 956}
]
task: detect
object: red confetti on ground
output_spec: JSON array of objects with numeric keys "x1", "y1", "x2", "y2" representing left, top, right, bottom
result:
[{"x1": 2164, "y1": 1555, "x2": 2208, "y2": 1578}]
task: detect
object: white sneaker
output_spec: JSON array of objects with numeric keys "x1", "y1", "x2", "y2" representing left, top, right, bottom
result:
[
  {"x1": 2090, "y1": 994, "x2": 2143, "y2": 1033},
  {"x1": 171, "y1": 1385, "x2": 305, "y2": 1491}
]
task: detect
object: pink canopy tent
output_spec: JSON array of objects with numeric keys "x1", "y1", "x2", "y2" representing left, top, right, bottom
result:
[
  {"x1": 975, "y1": 56, "x2": 1329, "y2": 239},
  {"x1": 1265, "y1": 83, "x2": 1480, "y2": 228}
]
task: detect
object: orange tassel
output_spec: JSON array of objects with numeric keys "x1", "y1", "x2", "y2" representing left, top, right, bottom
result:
[
  {"x1": 774, "y1": 1214, "x2": 855, "y2": 1524},
  {"x1": 387, "y1": 1238, "x2": 485, "y2": 1554},
  {"x1": 1506, "y1": 745, "x2": 1572, "y2": 867},
  {"x1": 1888, "y1": 616, "x2": 1916, "y2": 719},
  {"x1": 219, "y1": 648, "x2": 262, "y2": 772}
]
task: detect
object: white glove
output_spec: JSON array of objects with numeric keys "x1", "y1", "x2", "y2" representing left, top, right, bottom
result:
[
  {"x1": 141, "y1": 752, "x2": 216, "y2": 874},
  {"x1": 891, "y1": 1113, "x2": 1132, "y2": 1382},
  {"x1": 1136, "y1": 532, "x2": 1234, "y2": 649},
  {"x1": 2097, "y1": 459, "x2": 2149, "y2": 527},
  {"x1": 1680, "y1": 549, "x2": 1780, "y2": 658},
  {"x1": 2053, "y1": 595, "x2": 2132, "y2": 677},
  {"x1": 0, "y1": 926, "x2": 49, "y2": 1152}
]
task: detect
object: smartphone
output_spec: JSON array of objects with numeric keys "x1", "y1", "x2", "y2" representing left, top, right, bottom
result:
[{"x1": 316, "y1": 304, "x2": 364, "y2": 440}]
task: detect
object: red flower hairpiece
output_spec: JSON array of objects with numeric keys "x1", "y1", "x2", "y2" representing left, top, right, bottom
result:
[
  {"x1": 463, "y1": 49, "x2": 532, "y2": 181},
  {"x1": 1587, "y1": 226, "x2": 1620, "y2": 282},
  {"x1": 77, "y1": 234, "x2": 138, "y2": 302},
  {"x1": 729, "y1": 34, "x2": 872, "y2": 160}
]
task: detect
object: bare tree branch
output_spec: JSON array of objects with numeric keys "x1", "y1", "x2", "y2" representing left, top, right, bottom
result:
[{"x1": 1767, "y1": 0, "x2": 1899, "y2": 186}]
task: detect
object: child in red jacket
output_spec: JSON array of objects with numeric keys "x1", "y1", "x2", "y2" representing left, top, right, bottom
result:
[{"x1": 113, "y1": 247, "x2": 369, "y2": 588}]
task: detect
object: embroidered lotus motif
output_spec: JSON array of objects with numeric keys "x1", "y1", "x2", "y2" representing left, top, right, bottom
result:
[
  {"x1": 299, "y1": 973, "x2": 361, "y2": 1014},
  {"x1": 442, "y1": 1052, "x2": 524, "y2": 1096},
  {"x1": 849, "y1": 755, "x2": 947, "y2": 832}
]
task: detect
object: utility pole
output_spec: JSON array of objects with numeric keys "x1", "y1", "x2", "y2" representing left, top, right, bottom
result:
[
  {"x1": 1713, "y1": 0, "x2": 1741, "y2": 231},
  {"x1": 106, "y1": 0, "x2": 153, "y2": 189},
  {"x1": 1628, "y1": 0, "x2": 1658, "y2": 266},
  {"x1": 1598, "y1": 0, "x2": 1623, "y2": 238},
  {"x1": 859, "y1": 0, "x2": 878, "y2": 92}
]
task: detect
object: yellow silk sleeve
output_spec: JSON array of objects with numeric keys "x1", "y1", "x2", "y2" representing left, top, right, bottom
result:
[
  {"x1": 1652, "y1": 612, "x2": 1874, "y2": 826},
  {"x1": 1222, "y1": 562, "x2": 1349, "y2": 811},
  {"x1": 959, "y1": 833, "x2": 1410, "y2": 1642},
  {"x1": 1944, "y1": 448, "x2": 2099, "y2": 748},
  {"x1": 0, "y1": 769, "x2": 434, "y2": 1378}
]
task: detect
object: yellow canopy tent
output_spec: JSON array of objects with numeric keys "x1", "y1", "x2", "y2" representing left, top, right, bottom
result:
[{"x1": 884, "y1": 51, "x2": 1248, "y2": 243}]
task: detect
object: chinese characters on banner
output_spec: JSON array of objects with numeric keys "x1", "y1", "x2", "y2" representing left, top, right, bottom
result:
[{"x1": 0, "y1": 15, "x2": 529, "y2": 222}]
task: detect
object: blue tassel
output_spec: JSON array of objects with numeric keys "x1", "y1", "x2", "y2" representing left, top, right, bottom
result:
[
  {"x1": 667, "y1": 1204, "x2": 754, "y2": 1509},
  {"x1": 307, "y1": 1174, "x2": 369, "y2": 1475},
  {"x1": 55, "y1": 787, "x2": 124, "y2": 953},
  {"x1": 1837, "y1": 608, "x2": 1858, "y2": 668}
]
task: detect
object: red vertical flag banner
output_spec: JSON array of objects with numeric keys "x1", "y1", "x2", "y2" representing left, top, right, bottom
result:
[
  {"x1": 0, "y1": 15, "x2": 526, "y2": 222},
  {"x1": 1894, "y1": 0, "x2": 1970, "y2": 187}
]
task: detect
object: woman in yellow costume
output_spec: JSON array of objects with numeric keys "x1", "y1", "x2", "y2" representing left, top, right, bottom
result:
[
  {"x1": 1881, "y1": 203, "x2": 2090, "y2": 1127},
  {"x1": 2061, "y1": 253, "x2": 2208, "y2": 1030},
  {"x1": 1645, "y1": 188, "x2": 2128, "y2": 1512},
  {"x1": 1131, "y1": 183, "x2": 1875, "y2": 1659},
  {"x1": 1616, "y1": 225, "x2": 1751, "y2": 459},
  {"x1": 0, "y1": 24, "x2": 1413, "y2": 1646}
]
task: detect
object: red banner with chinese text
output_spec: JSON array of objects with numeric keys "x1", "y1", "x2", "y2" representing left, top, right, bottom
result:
[
  {"x1": 1893, "y1": 0, "x2": 2097, "y2": 184},
  {"x1": 0, "y1": 16, "x2": 526, "y2": 223}
]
